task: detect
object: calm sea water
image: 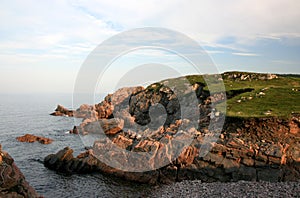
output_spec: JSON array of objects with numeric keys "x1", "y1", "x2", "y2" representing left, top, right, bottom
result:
[{"x1": 0, "y1": 93, "x2": 156, "y2": 197}]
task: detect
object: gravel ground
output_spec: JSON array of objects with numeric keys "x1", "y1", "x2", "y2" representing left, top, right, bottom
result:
[{"x1": 148, "y1": 180, "x2": 300, "y2": 198}]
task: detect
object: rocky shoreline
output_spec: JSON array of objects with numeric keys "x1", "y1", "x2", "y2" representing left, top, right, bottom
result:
[
  {"x1": 44, "y1": 114, "x2": 300, "y2": 184},
  {"x1": 46, "y1": 79, "x2": 300, "y2": 184},
  {"x1": 0, "y1": 145, "x2": 40, "y2": 198}
]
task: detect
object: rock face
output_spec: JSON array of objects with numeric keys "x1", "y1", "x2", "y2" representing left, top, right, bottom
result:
[
  {"x1": 44, "y1": 115, "x2": 300, "y2": 184},
  {"x1": 0, "y1": 145, "x2": 40, "y2": 197},
  {"x1": 16, "y1": 134, "x2": 53, "y2": 144},
  {"x1": 50, "y1": 104, "x2": 74, "y2": 117},
  {"x1": 44, "y1": 82, "x2": 300, "y2": 184}
]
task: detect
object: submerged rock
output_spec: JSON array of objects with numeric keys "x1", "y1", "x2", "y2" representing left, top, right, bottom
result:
[
  {"x1": 0, "y1": 145, "x2": 40, "y2": 197},
  {"x1": 16, "y1": 134, "x2": 53, "y2": 144}
]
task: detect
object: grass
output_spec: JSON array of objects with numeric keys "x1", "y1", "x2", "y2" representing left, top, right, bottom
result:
[
  {"x1": 147, "y1": 72, "x2": 300, "y2": 118},
  {"x1": 225, "y1": 87, "x2": 300, "y2": 118}
]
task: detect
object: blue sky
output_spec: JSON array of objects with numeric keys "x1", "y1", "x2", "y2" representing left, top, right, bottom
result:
[{"x1": 0, "y1": 0, "x2": 300, "y2": 93}]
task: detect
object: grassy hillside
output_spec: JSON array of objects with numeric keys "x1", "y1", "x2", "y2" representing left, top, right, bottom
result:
[{"x1": 150, "y1": 72, "x2": 300, "y2": 118}]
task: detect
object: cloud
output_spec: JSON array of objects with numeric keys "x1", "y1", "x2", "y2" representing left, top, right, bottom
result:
[
  {"x1": 0, "y1": 0, "x2": 300, "y2": 93},
  {"x1": 232, "y1": 53, "x2": 261, "y2": 57},
  {"x1": 1, "y1": 0, "x2": 300, "y2": 57}
]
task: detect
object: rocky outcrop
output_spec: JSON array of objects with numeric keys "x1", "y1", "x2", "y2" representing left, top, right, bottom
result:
[
  {"x1": 50, "y1": 105, "x2": 74, "y2": 117},
  {"x1": 45, "y1": 115, "x2": 300, "y2": 184},
  {"x1": 0, "y1": 145, "x2": 40, "y2": 197},
  {"x1": 222, "y1": 72, "x2": 278, "y2": 81},
  {"x1": 44, "y1": 80, "x2": 300, "y2": 184},
  {"x1": 16, "y1": 134, "x2": 53, "y2": 144}
]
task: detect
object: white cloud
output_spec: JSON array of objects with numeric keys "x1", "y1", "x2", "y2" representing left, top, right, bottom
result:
[
  {"x1": 0, "y1": 0, "x2": 299, "y2": 93},
  {"x1": 1, "y1": 0, "x2": 300, "y2": 55},
  {"x1": 232, "y1": 53, "x2": 261, "y2": 57}
]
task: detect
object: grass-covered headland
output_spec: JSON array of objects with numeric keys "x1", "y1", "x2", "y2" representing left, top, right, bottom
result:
[{"x1": 151, "y1": 71, "x2": 300, "y2": 118}]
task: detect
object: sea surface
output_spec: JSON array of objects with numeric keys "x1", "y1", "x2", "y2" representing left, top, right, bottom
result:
[{"x1": 0, "y1": 93, "x2": 155, "y2": 197}]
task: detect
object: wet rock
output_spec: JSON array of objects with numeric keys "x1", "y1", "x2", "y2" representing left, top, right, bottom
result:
[
  {"x1": 0, "y1": 145, "x2": 40, "y2": 197},
  {"x1": 50, "y1": 104, "x2": 74, "y2": 117},
  {"x1": 16, "y1": 134, "x2": 53, "y2": 144},
  {"x1": 69, "y1": 126, "x2": 79, "y2": 134}
]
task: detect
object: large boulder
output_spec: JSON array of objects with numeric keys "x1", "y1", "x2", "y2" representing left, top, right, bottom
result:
[{"x1": 0, "y1": 145, "x2": 40, "y2": 197}]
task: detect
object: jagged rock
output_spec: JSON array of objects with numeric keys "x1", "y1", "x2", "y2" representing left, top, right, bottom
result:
[
  {"x1": 0, "y1": 145, "x2": 40, "y2": 197},
  {"x1": 50, "y1": 104, "x2": 74, "y2": 117},
  {"x1": 78, "y1": 118, "x2": 124, "y2": 136},
  {"x1": 129, "y1": 85, "x2": 181, "y2": 126},
  {"x1": 16, "y1": 134, "x2": 53, "y2": 144},
  {"x1": 99, "y1": 118, "x2": 124, "y2": 135},
  {"x1": 45, "y1": 80, "x2": 300, "y2": 184},
  {"x1": 74, "y1": 104, "x2": 98, "y2": 120},
  {"x1": 69, "y1": 126, "x2": 79, "y2": 134},
  {"x1": 94, "y1": 87, "x2": 144, "y2": 120},
  {"x1": 45, "y1": 114, "x2": 300, "y2": 184},
  {"x1": 112, "y1": 135, "x2": 133, "y2": 149}
]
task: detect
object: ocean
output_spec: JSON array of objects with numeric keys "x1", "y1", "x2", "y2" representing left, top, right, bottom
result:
[{"x1": 0, "y1": 93, "x2": 154, "y2": 197}]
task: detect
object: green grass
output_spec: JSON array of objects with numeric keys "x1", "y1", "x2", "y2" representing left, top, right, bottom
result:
[
  {"x1": 225, "y1": 87, "x2": 300, "y2": 118},
  {"x1": 219, "y1": 73, "x2": 300, "y2": 118},
  {"x1": 147, "y1": 72, "x2": 300, "y2": 118}
]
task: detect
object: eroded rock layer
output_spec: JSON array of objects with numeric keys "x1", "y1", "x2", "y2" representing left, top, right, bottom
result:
[{"x1": 44, "y1": 83, "x2": 300, "y2": 184}]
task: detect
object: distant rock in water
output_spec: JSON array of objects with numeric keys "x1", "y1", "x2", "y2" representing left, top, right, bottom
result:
[
  {"x1": 0, "y1": 144, "x2": 40, "y2": 197},
  {"x1": 50, "y1": 104, "x2": 74, "y2": 117},
  {"x1": 16, "y1": 134, "x2": 53, "y2": 144}
]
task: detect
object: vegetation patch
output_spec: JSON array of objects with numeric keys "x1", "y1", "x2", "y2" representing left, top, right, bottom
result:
[{"x1": 147, "y1": 72, "x2": 300, "y2": 118}]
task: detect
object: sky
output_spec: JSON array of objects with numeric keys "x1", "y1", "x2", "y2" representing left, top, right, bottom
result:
[{"x1": 1, "y1": 0, "x2": 300, "y2": 93}]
